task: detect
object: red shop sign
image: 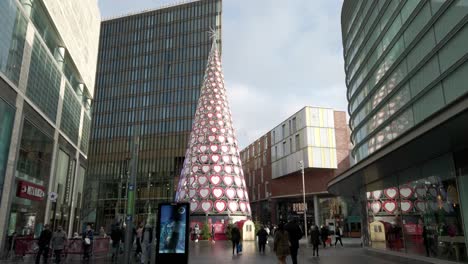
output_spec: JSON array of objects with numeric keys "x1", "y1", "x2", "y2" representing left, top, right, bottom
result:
[{"x1": 17, "y1": 180, "x2": 45, "y2": 201}]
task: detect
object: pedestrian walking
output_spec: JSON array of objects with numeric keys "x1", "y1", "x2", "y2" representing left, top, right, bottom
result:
[
  {"x1": 230, "y1": 226, "x2": 241, "y2": 256},
  {"x1": 320, "y1": 225, "x2": 329, "y2": 248},
  {"x1": 273, "y1": 223, "x2": 290, "y2": 264},
  {"x1": 284, "y1": 218, "x2": 303, "y2": 264},
  {"x1": 82, "y1": 225, "x2": 94, "y2": 261},
  {"x1": 194, "y1": 224, "x2": 200, "y2": 242},
  {"x1": 35, "y1": 224, "x2": 52, "y2": 264},
  {"x1": 135, "y1": 224, "x2": 143, "y2": 258},
  {"x1": 310, "y1": 225, "x2": 320, "y2": 257},
  {"x1": 51, "y1": 226, "x2": 67, "y2": 263},
  {"x1": 211, "y1": 224, "x2": 216, "y2": 243},
  {"x1": 110, "y1": 223, "x2": 123, "y2": 262},
  {"x1": 256, "y1": 226, "x2": 268, "y2": 254},
  {"x1": 334, "y1": 225, "x2": 343, "y2": 247},
  {"x1": 140, "y1": 224, "x2": 153, "y2": 264}
]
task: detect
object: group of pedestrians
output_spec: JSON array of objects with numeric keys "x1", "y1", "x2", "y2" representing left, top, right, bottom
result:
[
  {"x1": 35, "y1": 224, "x2": 93, "y2": 264},
  {"x1": 271, "y1": 219, "x2": 303, "y2": 264},
  {"x1": 231, "y1": 220, "x2": 344, "y2": 263}
]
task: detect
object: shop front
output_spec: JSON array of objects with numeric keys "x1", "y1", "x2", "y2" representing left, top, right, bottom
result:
[
  {"x1": 363, "y1": 154, "x2": 467, "y2": 262},
  {"x1": 7, "y1": 120, "x2": 53, "y2": 238}
]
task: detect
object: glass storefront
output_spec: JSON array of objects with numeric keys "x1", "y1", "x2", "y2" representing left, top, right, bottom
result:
[
  {"x1": 8, "y1": 120, "x2": 53, "y2": 237},
  {"x1": 364, "y1": 154, "x2": 467, "y2": 262},
  {"x1": 0, "y1": 98, "x2": 15, "y2": 203}
]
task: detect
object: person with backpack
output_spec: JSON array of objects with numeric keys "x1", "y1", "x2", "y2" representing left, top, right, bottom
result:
[
  {"x1": 51, "y1": 226, "x2": 67, "y2": 263},
  {"x1": 334, "y1": 225, "x2": 343, "y2": 247}
]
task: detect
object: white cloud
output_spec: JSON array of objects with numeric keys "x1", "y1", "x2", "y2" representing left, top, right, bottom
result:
[{"x1": 222, "y1": 0, "x2": 347, "y2": 148}]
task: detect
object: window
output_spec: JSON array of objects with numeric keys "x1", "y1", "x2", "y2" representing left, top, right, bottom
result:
[
  {"x1": 289, "y1": 138, "x2": 293, "y2": 153},
  {"x1": 272, "y1": 131, "x2": 275, "y2": 144},
  {"x1": 282, "y1": 141, "x2": 286, "y2": 156},
  {"x1": 295, "y1": 134, "x2": 300, "y2": 151},
  {"x1": 289, "y1": 120, "x2": 292, "y2": 134},
  {"x1": 292, "y1": 117, "x2": 297, "y2": 132},
  {"x1": 274, "y1": 146, "x2": 278, "y2": 159},
  {"x1": 282, "y1": 124, "x2": 286, "y2": 138}
]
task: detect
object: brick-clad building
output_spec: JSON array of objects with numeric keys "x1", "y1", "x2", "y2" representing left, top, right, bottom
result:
[{"x1": 241, "y1": 106, "x2": 354, "y2": 232}]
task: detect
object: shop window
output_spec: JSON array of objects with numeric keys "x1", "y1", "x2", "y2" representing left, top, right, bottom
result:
[{"x1": 364, "y1": 155, "x2": 467, "y2": 261}]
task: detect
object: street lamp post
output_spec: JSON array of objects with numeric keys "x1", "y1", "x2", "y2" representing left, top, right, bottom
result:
[
  {"x1": 124, "y1": 124, "x2": 139, "y2": 264},
  {"x1": 299, "y1": 160, "x2": 308, "y2": 242}
]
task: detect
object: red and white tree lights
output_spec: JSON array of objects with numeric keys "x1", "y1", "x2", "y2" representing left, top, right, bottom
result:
[{"x1": 175, "y1": 38, "x2": 251, "y2": 218}]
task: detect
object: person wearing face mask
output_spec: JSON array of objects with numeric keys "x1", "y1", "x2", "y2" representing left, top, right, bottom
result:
[{"x1": 51, "y1": 226, "x2": 67, "y2": 263}]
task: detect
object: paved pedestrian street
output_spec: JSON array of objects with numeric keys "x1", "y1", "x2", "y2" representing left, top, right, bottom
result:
[{"x1": 0, "y1": 238, "x2": 402, "y2": 264}]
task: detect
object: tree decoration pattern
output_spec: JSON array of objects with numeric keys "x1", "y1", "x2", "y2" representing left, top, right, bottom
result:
[{"x1": 175, "y1": 35, "x2": 251, "y2": 217}]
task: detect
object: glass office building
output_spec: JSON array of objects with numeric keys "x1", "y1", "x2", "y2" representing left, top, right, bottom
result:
[
  {"x1": 329, "y1": 0, "x2": 468, "y2": 262},
  {"x1": 83, "y1": 0, "x2": 222, "y2": 229},
  {"x1": 0, "y1": 0, "x2": 100, "y2": 250}
]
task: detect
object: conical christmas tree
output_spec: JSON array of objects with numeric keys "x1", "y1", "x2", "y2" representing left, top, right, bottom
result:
[{"x1": 175, "y1": 35, "x2": 251, "y2": 220}]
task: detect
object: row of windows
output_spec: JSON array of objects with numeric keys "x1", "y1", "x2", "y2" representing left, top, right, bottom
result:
[
  {"x1": 0, "y1": 0, "x2": 27, "y2": 86},
  {"x1": 347, "y1": 0, "x2": 412, "y2": 100},
  {"x1": 93, "y1": 116, "x2": 195, "y2": 139},
  {"x1": 99, "y1": 36, "x2": 210, "y2": 70},
  {"x1": 101, "y1": 17, "x2": 217, "y2": 51},
  {"x1": 94, "y1": 103, "x2": 197, "y2": 129},
  {"x1": 26, "y1": 35, "x2": 62, "y2": 122},
  {"x1": 349, "y1": 0, "x2": 468, "y2": 139},
  {"x1": 90, "y1": 133, "x2": 189, "y2": 157},
  {"x1": 88, "y1": 156, "x2": 183, "y2": 182},
  {"x1": 60, "y1": 85, "x2": 82, "y2": 144},
  {"x1": 96, "y1": 59, "x2": 206, "y2": 89},
  {"x1": 95, "y1": 87, "x2": 200, "y2": 115},
  {"x1": 101, "y1": 1, "x2": 220, "y2": 37},
  {"x1": 346, "y1": 0, "x2": 403, "y2": 87},
  {"x1": 95, "y1": 74, "x2": 203, "y2": 103},
  {"x1": 353, "y1": 58, "x2": 468, "y2": 161}
]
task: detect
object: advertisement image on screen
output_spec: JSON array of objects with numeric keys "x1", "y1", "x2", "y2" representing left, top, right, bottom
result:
[{"x1": 158, "y1": 204, "x2": 187, "y2": 254}]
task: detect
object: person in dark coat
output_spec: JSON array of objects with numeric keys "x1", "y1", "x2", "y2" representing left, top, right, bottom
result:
[
  {"x1": 320, "y1": 225, "x2": 329, "y2": 248},
  {"x1": 110, "y1": 224, "x2": 123, "y2": 261},
  {"x1": 256, "y1": 226, "x2": 268, "y2": 254},
  {"x1": 36, "y1": 224, "x2": 52, "y2": 264},
  {"x1": 310, "y1": 225, "x2": 321, "y2": 257},
  {"x1": 284, "y1": 219, "x2": 303, "y2": 264},
  {"x1": 230, "y1": 226, "x2": 241, "y2": 256}
]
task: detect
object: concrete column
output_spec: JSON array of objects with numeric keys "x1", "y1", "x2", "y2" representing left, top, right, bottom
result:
[
  {"x1": 0, "y1": 98, "x2": 25, "y2": 254},
  {"x1": 0, "y1": 21, "x2": 35, "y2": 253},
  {"x1": 43, "y1": 73, "x2": 67, "y2": 225},
  {"x1": 314, "y1": 195, "x2": 320, "y2": 227},
  {"x1": 54, "y1": 46, "x2": 65, "y2": 69},
  {"x1": 20, "y1": 0, "x2": 34, "y2": 17},
  {"x1": 67, "y1": 107, "x2": 85, "y2": 237}
]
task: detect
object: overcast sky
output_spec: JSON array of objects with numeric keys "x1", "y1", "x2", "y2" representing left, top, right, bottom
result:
[{"x1": 99, "y1": 0, "x2": 347, "y2": 148}]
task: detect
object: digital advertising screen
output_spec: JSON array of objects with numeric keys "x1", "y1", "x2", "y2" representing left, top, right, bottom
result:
[{"x1": 156, "y1": 203, "x2": 189, "y2": 256}]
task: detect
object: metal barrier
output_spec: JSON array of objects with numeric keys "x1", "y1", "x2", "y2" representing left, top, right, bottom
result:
[{"x1": 13, "y1": 237, "x2": 110, "y2": 258}]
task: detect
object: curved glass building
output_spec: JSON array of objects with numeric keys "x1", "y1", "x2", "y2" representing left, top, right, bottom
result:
[{"x1": 330, "y1": 0, "x2": 468, "y2": 261}]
